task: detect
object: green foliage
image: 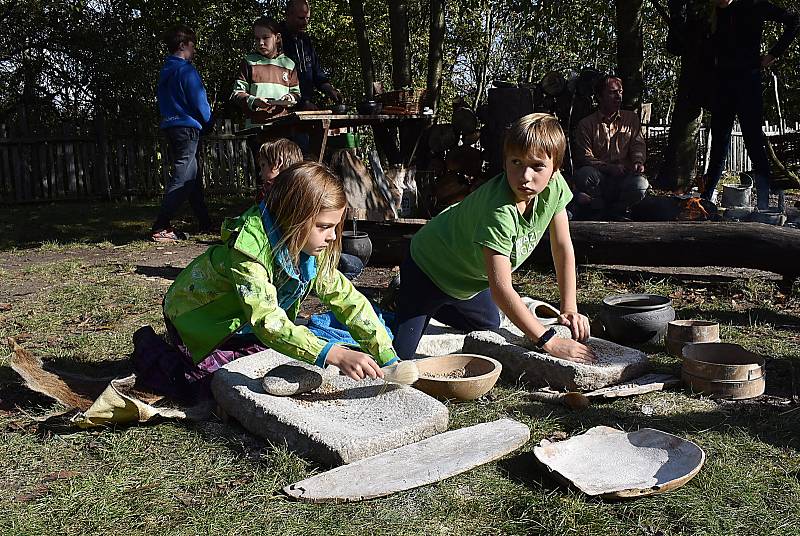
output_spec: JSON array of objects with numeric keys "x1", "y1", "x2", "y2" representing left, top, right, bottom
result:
[{"x1": 1, "y1": 0, "x2": 798, "y2": 128}]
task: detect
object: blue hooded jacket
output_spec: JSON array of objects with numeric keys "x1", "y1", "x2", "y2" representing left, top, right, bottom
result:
[{"x1": 157, "y1": 55, "x2": 212, "y2": 130}]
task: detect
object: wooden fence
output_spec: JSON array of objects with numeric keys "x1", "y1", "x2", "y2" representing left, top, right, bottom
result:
[
  {"x1": 2, "y1": 118, "x2": 798, "y2": 204},
  {"x1": 647, "y1": 121, "x2": 800, "y2": 175},
  {"x1": 0, "y1": 119, "x2": 258, "y2": 203}
]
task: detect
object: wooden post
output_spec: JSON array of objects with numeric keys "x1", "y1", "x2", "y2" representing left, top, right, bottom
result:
[
  {"x1": 63, "y1": 124, "x2": 77, "y2": 196},
  {"x1": 93, "y1": 114, "x2": 111, "y2": 199}
]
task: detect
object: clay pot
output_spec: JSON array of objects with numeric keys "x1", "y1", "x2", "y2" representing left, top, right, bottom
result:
[
  {"x1": 599, "y1": 294, "x2": 675, "y2": 345},
  {"x1": 720, "y1": 174, "x2": 753, "y2": 208},
  {"x1": 356, "y1": 100, "x2": 382, "y2": 115},
  {"x1": 341, "y1": 231, "x2": 372, "y2": 266},
  {"x1": 666, "y1": 320, "x2": 720, "y2": 357},
  {"x1": 413, "y1": 354, "x2": 502, "y2": 401}
]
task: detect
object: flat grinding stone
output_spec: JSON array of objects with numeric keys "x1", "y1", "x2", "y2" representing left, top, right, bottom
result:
[
  {"x1": 462, "y1": 324, "x2": 648, "y2": 391},
  {"x1": 211, "y1": 350, "x2": 449, "y2": 466},
  {"x1": 284, "y1": 418, "x2": 530, "y2": 502},
  {"x1": 534, "y1": 425, "x2": 705, "y2": 498}
]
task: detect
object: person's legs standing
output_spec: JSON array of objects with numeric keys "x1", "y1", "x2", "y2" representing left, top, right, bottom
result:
[
  {"x1": 153, "y1": 126, "x2": 204, "y2": 233},
  {"x1": 737, "y1": 69, "x2": 770, "y2": 210},
  {"x1": 703, "y1": 73, "x2": 737, "y2": 200},
  {"x1": 187, "y1": 138, "x2": 212, "y2": 230}
]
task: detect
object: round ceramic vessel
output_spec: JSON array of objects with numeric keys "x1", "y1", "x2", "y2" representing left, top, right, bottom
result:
[
  {"x1": 341, "y1": 231, "x2": 372, "y2": 266},
  {"x1": 600, "y1": 294, "x2": 675, "y2": 345},
  {"x1": 413, "y1": 354, "x2": 501, "y2": 401}
]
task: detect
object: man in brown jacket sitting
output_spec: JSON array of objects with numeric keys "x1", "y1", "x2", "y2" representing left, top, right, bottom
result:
[{"x1": 572, "y1": 75, "x2": 648, "y2": 220}]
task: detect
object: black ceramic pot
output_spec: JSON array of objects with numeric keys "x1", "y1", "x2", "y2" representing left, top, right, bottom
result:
[
  {"x1": 356, "y1": 100, "x2": 382, "y2": 115},
  {"x1": 599, "y1": 294, "x2": 675, "y2": 345},
  {"x1": 341, "y1": 231, "x2": 372, "y2": 266}
]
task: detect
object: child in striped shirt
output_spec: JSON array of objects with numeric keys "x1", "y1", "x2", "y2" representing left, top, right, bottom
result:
[{"x1": 232, "y1": 16, "x2": 301, "y2": 126}]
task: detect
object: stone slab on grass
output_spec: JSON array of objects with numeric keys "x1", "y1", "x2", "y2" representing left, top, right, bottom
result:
[
  {"x1": 211, "y1": 350, "x2": 449, "y2": 466},
  {"x1": 462, "y1": 325, "x2": 648, "y2": 391},
  {"x1": 415, "y1": 319, "x2": 467, "y2": 358},
  {"x1": 284, "y1": 418, "x2": 530, "y2": 502}
]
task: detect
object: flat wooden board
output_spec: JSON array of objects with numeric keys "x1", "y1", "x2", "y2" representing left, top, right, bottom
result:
[{"x1": 283, "y1": 418, "x2": 530, "y2": 503}]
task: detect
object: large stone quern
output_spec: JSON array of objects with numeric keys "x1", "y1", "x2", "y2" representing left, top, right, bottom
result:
[
  {"x1": 211, "y1": 350, "x2": 449, "y2": 466},
  {"x1": 463, "y1": 325, "x2": 648, "y2": 391}
]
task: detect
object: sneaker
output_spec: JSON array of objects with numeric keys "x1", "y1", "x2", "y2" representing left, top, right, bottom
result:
[{"x1": 151, "y1": 228, "x2": 188, "y2": 243}]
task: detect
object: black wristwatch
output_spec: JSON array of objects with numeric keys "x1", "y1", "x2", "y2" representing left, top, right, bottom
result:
[{"x1": 534, "y1": 327, "x2": 558, "y2": 349}]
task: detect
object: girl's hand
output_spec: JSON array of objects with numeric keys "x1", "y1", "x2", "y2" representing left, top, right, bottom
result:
[
  {"x1": 558, "y1": 311, "x2": 591, "y2": 342},
  {"x1": 324, "y1": 346, "x2": 384, "y2": 381},
  {"x1": 542, "y1": 337, "x2": 597, "y2": 364}
]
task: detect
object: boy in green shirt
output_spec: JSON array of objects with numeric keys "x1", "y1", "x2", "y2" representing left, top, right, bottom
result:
[{"x1": 394, "y1": 113, "x2": 595, "y2": 363}]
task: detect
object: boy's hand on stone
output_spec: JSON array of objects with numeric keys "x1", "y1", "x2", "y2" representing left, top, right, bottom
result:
[
  {"x1": 558, "y1": 312, "x2": 591, "y2": 342},
  {"x1": 542, "y1": 338, "x2": 597, "y2": 365},
  {"x1": 325, "y1": 346, "x2": 384, "y2": 381}
]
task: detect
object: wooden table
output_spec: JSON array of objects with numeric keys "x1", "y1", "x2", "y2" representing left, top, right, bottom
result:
[{"x1": 237, "y1": 111, "x2": 432, "y2": 162}]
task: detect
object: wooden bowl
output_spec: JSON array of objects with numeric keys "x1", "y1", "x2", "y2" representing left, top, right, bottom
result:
[
  {"x1": 666, "y1": 320, "x2": 720, "y2": 357},
  {"x1": 413, "y1": 354, "x2": 501, "y2": 401},
  {"x1": 681, "y1": 342, "x2": 765, "y2": 399}
]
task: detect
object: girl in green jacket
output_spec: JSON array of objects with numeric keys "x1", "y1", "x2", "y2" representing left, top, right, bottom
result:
[{"x1": 142, "y1": 162, "x2": 397, "y2": 398}]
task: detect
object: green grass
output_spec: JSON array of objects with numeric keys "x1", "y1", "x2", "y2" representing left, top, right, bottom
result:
[{"x1": 2, "y1": 201, "x2": 800, "y2": 535}]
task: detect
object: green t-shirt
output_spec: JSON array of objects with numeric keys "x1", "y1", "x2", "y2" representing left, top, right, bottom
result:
[{"x1": 410, "y1": 171, "x2": 573, "y2": 300}]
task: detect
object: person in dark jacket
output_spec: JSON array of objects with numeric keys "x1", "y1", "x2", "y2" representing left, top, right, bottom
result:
[
  {"x1": 279, "y1": 0, "x2": 341, "y2": 109},
  {"x1": 152, "y1": 25, "x2": 214, "y2": 242},
  {"x1": 702, "y1": 0, "x2": 799, "y2": 210}
]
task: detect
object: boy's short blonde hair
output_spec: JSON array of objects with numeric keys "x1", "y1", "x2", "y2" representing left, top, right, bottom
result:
[
  {"x1": 258, "y1": 138, "x2": 303, "y2": 172},
  {"x1": 503, "y1": 113, "x2": 566, "y2": 171}
]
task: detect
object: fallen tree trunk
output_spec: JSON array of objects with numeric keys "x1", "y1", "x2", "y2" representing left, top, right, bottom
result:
[{"x1": 363, "y1": 221, "x2": 800, "y2": 277}]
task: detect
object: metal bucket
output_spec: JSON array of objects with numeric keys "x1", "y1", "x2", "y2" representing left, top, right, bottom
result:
[{"x1": 721, "y1": 175, "x2": 753, "y2": 208}]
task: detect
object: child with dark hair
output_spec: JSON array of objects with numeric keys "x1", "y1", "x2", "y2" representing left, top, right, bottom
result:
[
  {"x1": 151, "y1": 24, "x2": 214, "y2": 242},
  {"x1": 232, "y1": 15, "x2": 300, "y2": 128}
]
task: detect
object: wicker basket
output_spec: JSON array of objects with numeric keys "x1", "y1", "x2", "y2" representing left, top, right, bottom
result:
[{"x1": 375, "y1": 89, "x2": 428, "y2": 113}]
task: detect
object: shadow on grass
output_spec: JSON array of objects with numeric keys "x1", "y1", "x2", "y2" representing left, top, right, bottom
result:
[
  {"x1": 677, "y1": 307, "x2": 800, "y2": 328},
  {"x1": 0, "y1": 196, "x2": 249, "y2": 250},
  {"x1": 135, "y1": 265, "x2": 183, "y2": 280}
]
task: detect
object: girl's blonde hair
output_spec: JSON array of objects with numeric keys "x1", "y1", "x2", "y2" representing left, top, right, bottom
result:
[
  {"x1": 264, "y1": 161, "x2": 346, "y2": 277},
  {"x1": 503, "y1": 113, "x2": 566, "y2": 171}
]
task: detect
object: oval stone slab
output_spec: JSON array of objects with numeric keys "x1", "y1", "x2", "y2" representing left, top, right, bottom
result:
[{"x1": 262, "y1": 364, "x2": 323, "y2": 396}]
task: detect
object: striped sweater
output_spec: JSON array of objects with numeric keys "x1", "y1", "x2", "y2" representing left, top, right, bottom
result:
[{"x1": 232, "y1": 53, "x2": 301, "y2": 125}]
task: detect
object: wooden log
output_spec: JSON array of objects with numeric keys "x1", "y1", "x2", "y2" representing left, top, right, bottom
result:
[{"x1": 363, "y1": 220, "x2": 800, "y2": 277}]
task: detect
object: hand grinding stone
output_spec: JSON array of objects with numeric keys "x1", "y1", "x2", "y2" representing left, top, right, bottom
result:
[{"x1": 262, "y1": 363, "x2": 324, "y2": 396}]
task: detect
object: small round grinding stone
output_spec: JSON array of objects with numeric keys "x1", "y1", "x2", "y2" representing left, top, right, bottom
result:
[{"x1": 262, "y1": 364, "x2": 324, "y2": 396}]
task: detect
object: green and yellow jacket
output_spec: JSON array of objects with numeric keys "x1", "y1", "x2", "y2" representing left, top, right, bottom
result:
[{"x1": 163, "y1": 204, "x2": 397, "y2": 367}]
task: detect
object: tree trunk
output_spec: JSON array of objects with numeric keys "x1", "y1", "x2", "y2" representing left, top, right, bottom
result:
[
  {"x1": 426, "y1": 0, "x2": 445, "y2": 110},
  {"x1": 615, "y1": 0, "x2": 644, "y2": 110},
  {"x1": 472, "y1": 4, "x2": 494, "y2": 109},
  {"x1": 349, "y1": 0, "x2": 376, "y2": 99},
  {"x1": 387, "y1": 0, "x2": 411, "y2": 88},
  {"x1": 362, "y1": 220, "x2": 800, "y2": 277}
]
